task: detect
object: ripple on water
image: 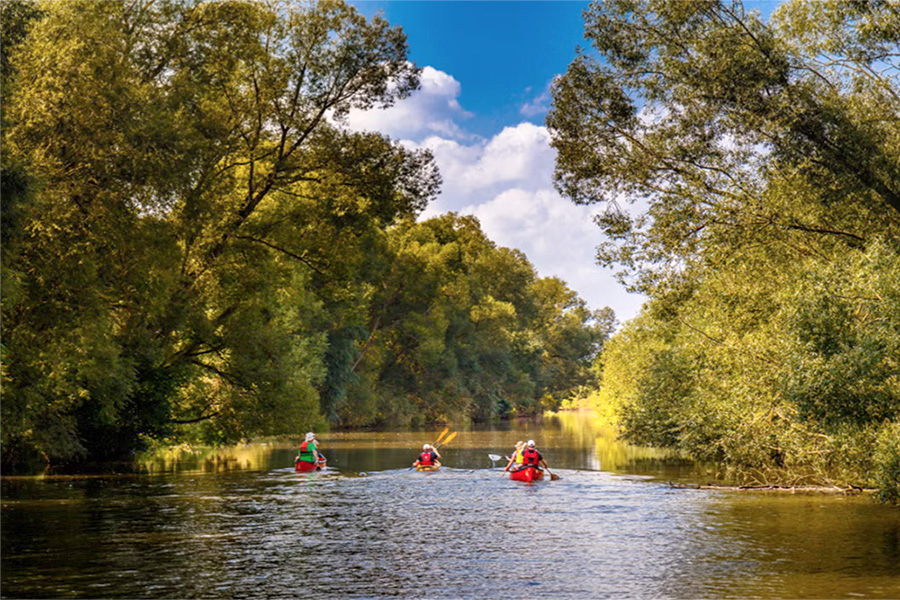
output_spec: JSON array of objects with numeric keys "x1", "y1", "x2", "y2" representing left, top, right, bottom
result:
[{"x1": 3, "y1": 466, "x2": 900, "y2": 599}]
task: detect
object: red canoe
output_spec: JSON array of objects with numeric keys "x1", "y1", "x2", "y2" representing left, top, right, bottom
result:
[
  {"x1": 509, "y1": 466, "x2": 544, "y2": 482},
  {"x1": 295, "y1": 458, "x2": 326, "y2": 472}
]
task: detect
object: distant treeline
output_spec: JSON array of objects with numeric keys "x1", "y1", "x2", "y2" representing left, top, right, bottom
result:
[
  {"x1": 549, "y1": 0, "x2": 900, "y2": 501},
  {"x1": 0, "y1": 0, "x2": 614, "y2": 470}
]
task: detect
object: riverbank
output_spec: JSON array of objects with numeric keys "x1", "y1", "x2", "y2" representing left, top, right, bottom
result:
[{"x1": 668, "y1": 482, "x2": 878, "y2": 496}]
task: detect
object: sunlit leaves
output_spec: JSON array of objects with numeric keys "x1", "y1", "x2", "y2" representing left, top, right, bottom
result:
[
  {"x1": 566, "y1": 1, "x2": 900, "y2": 492},
  {"x1": 0, "y1": 0, "x2": 434, "y2": 466}
]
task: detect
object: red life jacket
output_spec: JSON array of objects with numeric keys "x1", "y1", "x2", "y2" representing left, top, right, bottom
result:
[
  {"x1": 419, "y1": 451, "x2": 436, "y2": 466},
  {"x1": 300, "y1": 441, "x2": 309, "y2": 452},
  {"x1": 522, "y1": 448, "x2": 540, "y2": 466}
]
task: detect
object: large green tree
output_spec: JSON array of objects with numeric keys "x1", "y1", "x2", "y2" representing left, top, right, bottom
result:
[
  {"x1": 550, "y1": 0, "x2": 900, "y2": 495},
  {"x1": 1, "y1": 0, "x2": 439, "y2": 467},
  {"x1": 549, "y1": 0, "x2": 898, "y2": 290}
]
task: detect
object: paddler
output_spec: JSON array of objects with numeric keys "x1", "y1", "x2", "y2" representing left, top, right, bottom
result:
[
  {"x1": 503, "y1": 441, "x2": 526, "y2": 472},
  {"x1": 295, "y1": 432, "x2": 325, "y2": 470},
  {"x1": 519, "y1": 440, "x2": 549, "y2": 472},
  {"x1": 412, "y1": 443, "x2": 442, "y2": 469}
]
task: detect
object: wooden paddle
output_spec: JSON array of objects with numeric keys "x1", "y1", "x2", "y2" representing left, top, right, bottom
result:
[{"x1": 544, "y1": 466, "x2": 560, "y2": 481}]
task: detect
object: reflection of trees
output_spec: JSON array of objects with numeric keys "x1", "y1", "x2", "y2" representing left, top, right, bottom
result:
[
  {"x1": 1, "y1": 475, "x2": 239, "y2": 597},
  {"x1": 138, "y1": 443, "x2": 279, "y2": 474},
  {"x1": 551, "y1": 410, "x2": 678, "y2": 473},
  {"x1": 132, "y1": 413, "x2": 695, "y2": 476},
  {"x1": 668, "y1": 495, "x2": 900, "y2": 599}
]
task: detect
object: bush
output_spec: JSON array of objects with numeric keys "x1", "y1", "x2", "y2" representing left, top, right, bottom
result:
[{"x1": 873, "y1": 421, "x2": 900, "y2": 504}]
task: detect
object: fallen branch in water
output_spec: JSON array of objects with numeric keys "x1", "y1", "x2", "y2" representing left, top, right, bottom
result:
[{"x1": 667, "y1": 482, "x2": 875, "y2": 495}]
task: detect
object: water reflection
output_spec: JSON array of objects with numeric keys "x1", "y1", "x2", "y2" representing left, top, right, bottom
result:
[
  {"x1": 134, "y1": 411, "x2": 697, "y2": 480},
  {"x1": 5, "y1": 468, "x2": 899, "y2": 599},
  {"x1": 3, "y1": 412, "x2": 899, "y2": 599}
]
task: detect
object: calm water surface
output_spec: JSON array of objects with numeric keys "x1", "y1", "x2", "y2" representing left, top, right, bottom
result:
[{"x1": 2, "y1": 413, "x2": 899, "y2": 599}]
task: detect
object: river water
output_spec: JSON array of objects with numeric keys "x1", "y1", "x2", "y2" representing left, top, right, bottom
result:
[{"x1": 2, "y1": 413, "x2": 899, "y2": 599}]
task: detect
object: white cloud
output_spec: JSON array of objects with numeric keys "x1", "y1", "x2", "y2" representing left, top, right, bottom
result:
[
  {"x1": 344, "y1": 67, "x2": 647, "y2": 322},
  {"x1": 343, "y1": 66, "x2": 474, "y2": 140},
  {"x1": 465, "y1": 123, "x2": 556, "y2": 189},
  {"x1": 464, "y1": 187, "x2": 641, "y2": 319},
  {"x1": 519, "y1": 87, "x2": 552, "y2": 118},
  {"x1": 410, "y1": 122, "x2": 646, "y2": 320},
  {"x1": 411, "y1": 122, "x2": 556, "y2": 215}
]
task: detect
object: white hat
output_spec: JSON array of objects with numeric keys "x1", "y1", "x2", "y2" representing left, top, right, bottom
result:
[
  {"x1": 423, "y1": 443, "x2": 431, "y2": 450},
  {"x1": 305, "y1": 432, "x2": 316, "y2": 441},
  {"x1": 527, "y1": 440, "x2": 535, "y2": 447}
]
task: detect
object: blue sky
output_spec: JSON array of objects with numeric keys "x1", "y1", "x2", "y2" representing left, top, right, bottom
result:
[
  {"x1": 347, "y1": 1, "x2": 781, "y2": 324},
  {"x1": 355, "y1": 1, "x2": 590, "y2": 137}
]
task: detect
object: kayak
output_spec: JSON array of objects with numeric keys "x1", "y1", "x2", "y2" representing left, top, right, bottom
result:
[
  {"x1": 295, "y1": 458, "x2": 326, "y2": 472},
  {"x1": 509, "y1": 466, "x2": 544, "y2": 482},
  {"x1": 416, "y1": 464, "x2": 441, "y2": 472}
]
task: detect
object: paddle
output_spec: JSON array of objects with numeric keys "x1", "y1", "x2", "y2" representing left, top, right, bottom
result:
[
  {"x1": 544, "y1": 466, "x2": 560, "y2": 481},
  {"x1": 435, "y1": 427, "x2": 450, "y2": 445},
  {"x1": 434, "y1": 431, "x2": 456, "y2": 449}
]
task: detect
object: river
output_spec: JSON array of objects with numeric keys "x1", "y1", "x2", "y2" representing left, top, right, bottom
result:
[{"x1": 2, "y1": 412, "x2": 899, "y2": 599}]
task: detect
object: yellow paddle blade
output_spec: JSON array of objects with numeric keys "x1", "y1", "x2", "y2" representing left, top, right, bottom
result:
[
  {"x1": 442, "y1": 431, "x2": 457, "y2": 446},
  {"x1": 435, "y1": 426, "x2": 450, "y2": 444}
]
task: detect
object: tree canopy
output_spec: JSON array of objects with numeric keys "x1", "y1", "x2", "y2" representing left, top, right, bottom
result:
[{"x1": 549, "y1": 0, "x2": 900, "y2": 500}]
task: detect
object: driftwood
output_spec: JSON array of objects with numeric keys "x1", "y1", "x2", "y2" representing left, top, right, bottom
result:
[{"x1": 667, "y1": 482, "x2": 875, "y2": 495}]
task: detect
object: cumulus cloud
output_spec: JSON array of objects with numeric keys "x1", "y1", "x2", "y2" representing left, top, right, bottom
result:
[
  {"x1": 464, "y1": 188, "x2": 635, "y2": 316},
  {"x1": 344, "y1": 66, "x2": 646, "y2": 320},
  {"x1": 409, "y1": 121, "x2": 645, "y2": 317},
  {"x1": 411, "y1": 122, "x2": 557, "y2": 216},
  {"x1": 463, "y1": 123, "x2": 556, "y2": 189},
  {"x1": 343, "y1": 66, "x2": 474, "y2": 140}
]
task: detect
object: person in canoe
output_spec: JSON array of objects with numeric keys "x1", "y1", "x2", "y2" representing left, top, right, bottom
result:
[
  {"x1": 512, "y1": 440, "x2": 549, "y2": 473},
  {"x1": 413, "y1": 443, "x2": 441, "y2": 469},
  {"x1": 295, "y1": 432, "x2": 326, "y2": 471},
  {"x1": 503, "y1": 441, "x2": 525, "y2": 472}
]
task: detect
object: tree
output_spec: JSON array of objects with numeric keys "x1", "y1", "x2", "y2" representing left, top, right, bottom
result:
[
  {"x1": 337, "y1": 214, "x2": 614, "y2": 426},
  {"x1": 548, "y1": 0, "x2": 900, "y2": 294},
  {"x1": 1, "y1": 0, "x2": 438, "y2": 467},
  {"x1": 552, "y1": 0, "x2": 900, "y2": 492}
]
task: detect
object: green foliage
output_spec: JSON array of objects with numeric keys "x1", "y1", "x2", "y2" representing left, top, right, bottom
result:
[
  {"x1": 339, "y1": 214, "x2": 613, "y2": 426},
  {"x1": 0, "y1": 0, "x2": 435, "y2": 468},
  {"x1": 549, "y1": 0, "x2": 900, "y2": 293},
  {"x1": 873, "y1": 421, "x2": 900, "y2": 504},
  {"x1": 556, "y1": 0, "x2": 900, "y2": 496},
  {"x1": 1, "y1": 0, "x2": 606, "y2": 470}
]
